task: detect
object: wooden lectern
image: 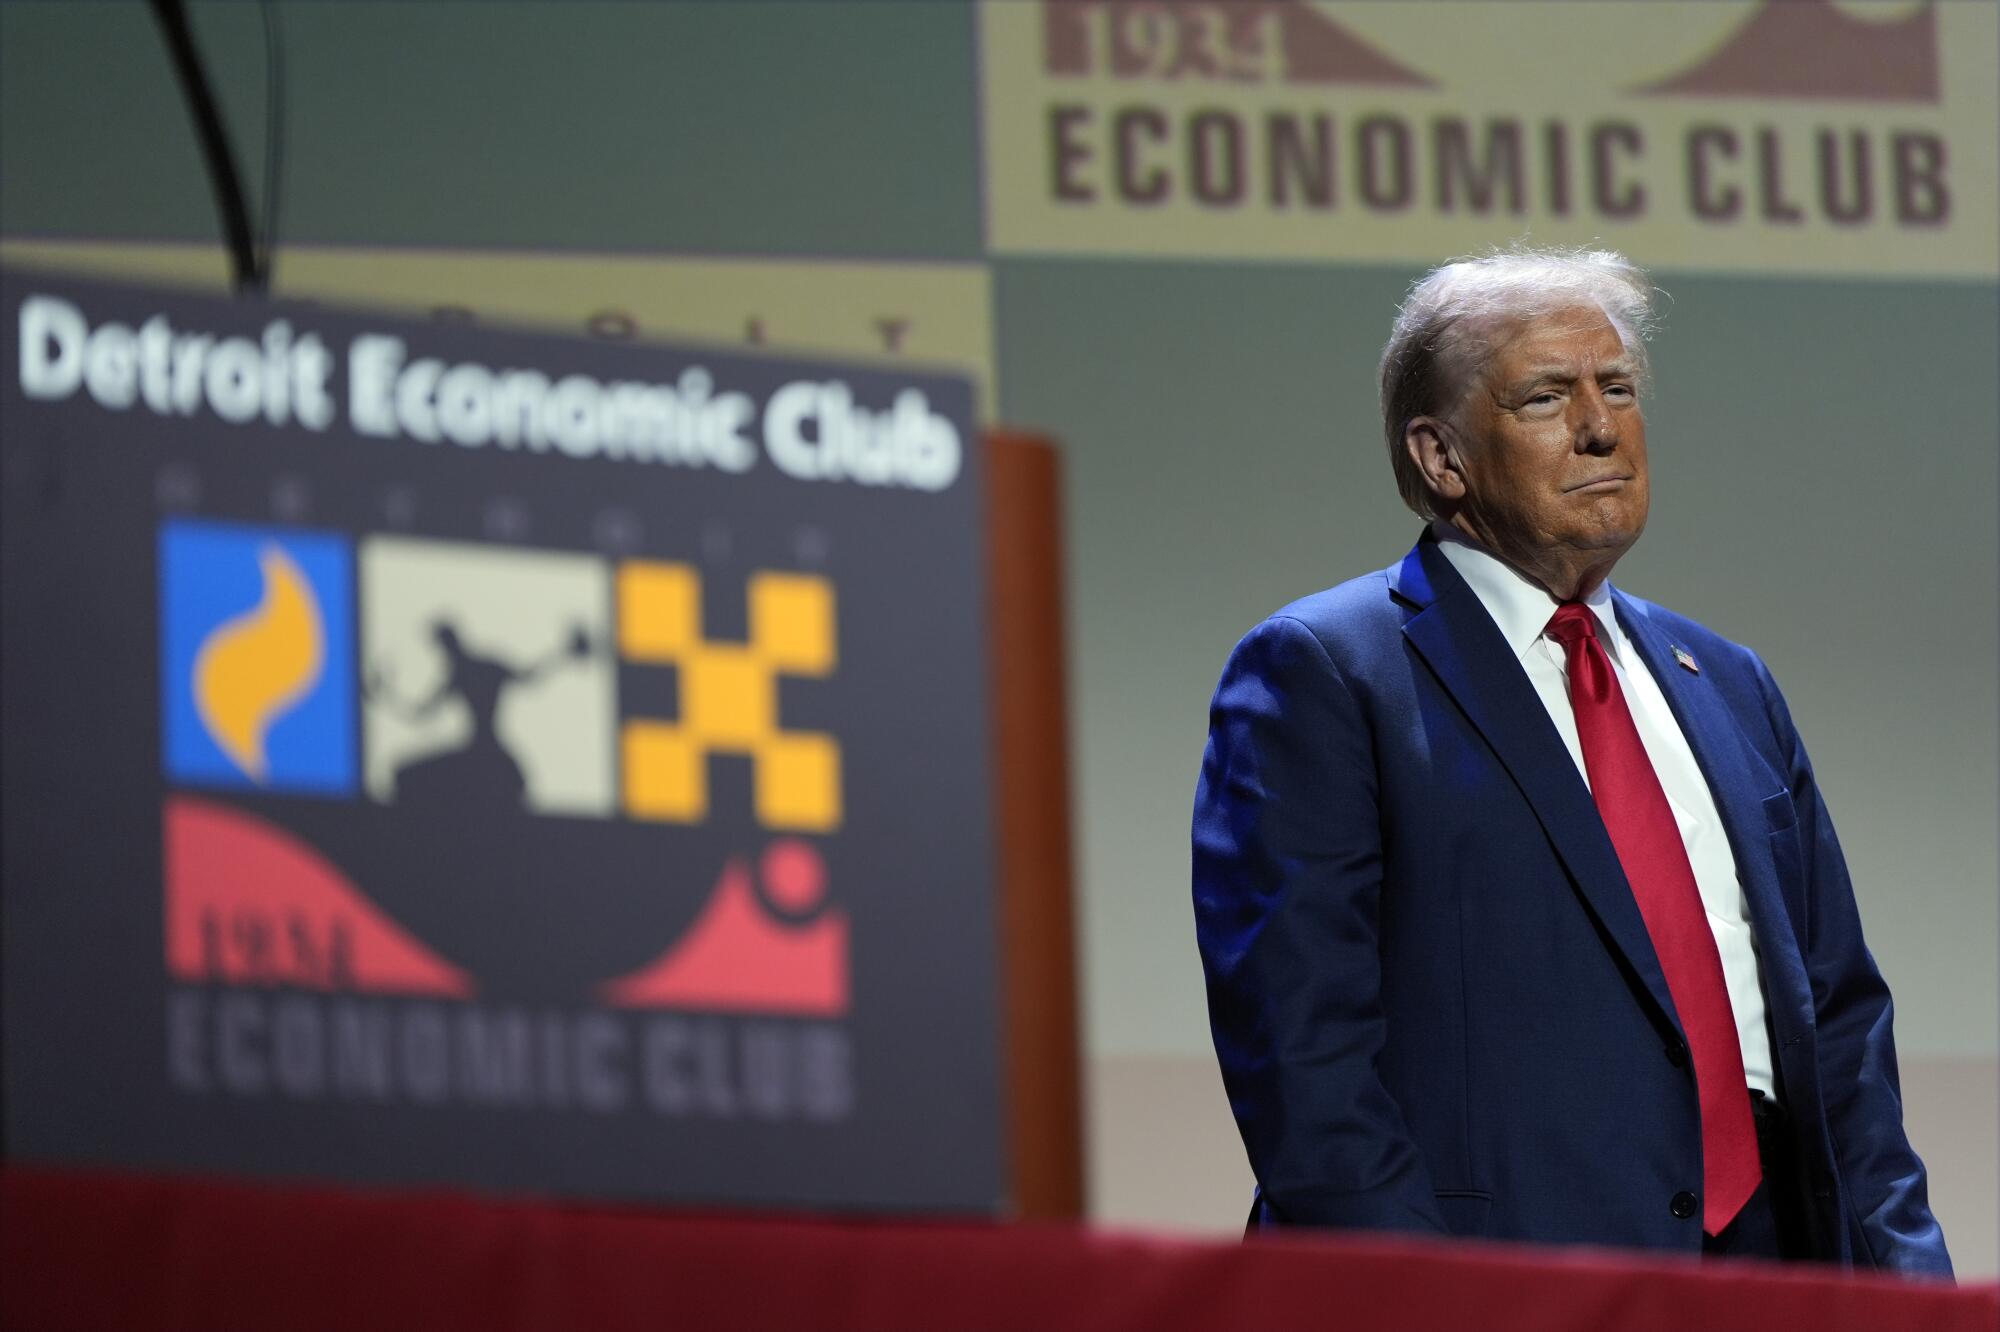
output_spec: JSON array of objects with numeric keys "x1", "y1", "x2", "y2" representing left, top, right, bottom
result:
[{"x1": 986, "y1": 432, "x2": 1085, "y2": 1220}]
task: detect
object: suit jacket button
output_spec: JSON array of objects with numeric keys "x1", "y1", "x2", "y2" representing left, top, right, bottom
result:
[
  {"x1": 1670, "y1": 1191, "x2": 1699, "y2": 1219},
  {"x1": 1664, "y1": 1040, "x2": 1688, "y2": 1068}
]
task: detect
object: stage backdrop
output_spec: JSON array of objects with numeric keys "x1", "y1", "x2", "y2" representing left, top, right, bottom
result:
[
  {"x1": 2, "y1": 0, "x2": 1995, "y2": 1274},
  {"x1": 0, "y1": 270, "x2": 1004, "y2": 1213}
]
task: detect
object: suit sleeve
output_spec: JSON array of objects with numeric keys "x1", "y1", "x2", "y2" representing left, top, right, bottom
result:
[
  {"x1": 1192, "y1": 614, "x2": 1445, "y2": 1234},
  {"x1": 1751, "y1": 654, "x2": 1953, "y2": 1277}
]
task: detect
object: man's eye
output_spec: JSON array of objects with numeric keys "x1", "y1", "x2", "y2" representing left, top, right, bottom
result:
[{"x1": 1604, "y1": 384, "x2": 1635, "y2": 400}]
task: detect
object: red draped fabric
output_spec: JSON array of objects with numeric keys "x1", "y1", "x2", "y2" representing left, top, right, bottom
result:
[{"x1": 4, "y1": 1167, "x2": 1991, "y2": 1332}]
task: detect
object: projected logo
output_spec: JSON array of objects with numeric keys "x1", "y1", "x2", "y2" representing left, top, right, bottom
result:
[
  {"x1": 157, "y1": 519, "x2": 848, "y2": 1015},
  {"x1": 617, "y1": 560, "x2": 841, "y2": 831},
  {"x1": 1042, "y1": 0, "x2": 1940, "y2": 102},
  {"x1": 986, "y1": 0, "x2": 1988, "y2": 276},
  {"x1": 360, "y1": 538, "x2": 615, "y2": 817},
  {"x1": 1635, "y1": 0, "x2": 1939, "y2": 104},
  {"x1": 160, "y1": 521, "x2": 356, "y2": 795}
]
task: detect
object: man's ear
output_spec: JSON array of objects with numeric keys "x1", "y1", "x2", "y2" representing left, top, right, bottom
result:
[{"x1": 1404, "y1": 416, "x2": 1468, "y2": 505}]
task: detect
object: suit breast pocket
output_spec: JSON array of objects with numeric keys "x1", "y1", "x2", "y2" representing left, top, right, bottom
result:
[{"x1": 1763, "y1": 790, "x2": 1808, "y2": 939}]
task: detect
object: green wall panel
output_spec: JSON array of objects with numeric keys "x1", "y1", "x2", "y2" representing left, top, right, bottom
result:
[{"x1": 1, "y1": 1, "x2": 983, "y2": 258}]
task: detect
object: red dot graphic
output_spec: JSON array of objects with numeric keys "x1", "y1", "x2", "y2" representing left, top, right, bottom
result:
[{"x1": 760, "y1": 840, "x2": 827, "y2": 915}]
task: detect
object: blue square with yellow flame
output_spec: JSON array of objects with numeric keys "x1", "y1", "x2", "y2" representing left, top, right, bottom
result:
[{"x1": 161, "y1": 520, "x2": 356, "y2": 794}]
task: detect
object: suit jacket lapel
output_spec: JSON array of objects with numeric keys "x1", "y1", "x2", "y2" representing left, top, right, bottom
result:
[
  {"x1": 1389, "y1": 539, "x2": 1683, "y2": 1037},
  {"x1": 1611, "y1": 592, "x2": 1814, "y2": 1040}
]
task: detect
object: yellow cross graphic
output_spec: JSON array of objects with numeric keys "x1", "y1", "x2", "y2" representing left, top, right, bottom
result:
[{"x1": 616, "y1": 561, "x2": 841, "y2": 832}]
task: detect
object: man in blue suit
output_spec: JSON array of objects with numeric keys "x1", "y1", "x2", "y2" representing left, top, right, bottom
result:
[{"x1": 1192, "y1": 246, "x2": 1950, "y2": 1273}]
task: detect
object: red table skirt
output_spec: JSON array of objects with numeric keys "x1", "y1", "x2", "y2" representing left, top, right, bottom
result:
[{"x1": 3, "y1": 1166, "x2": 1992, "y2": 1332}]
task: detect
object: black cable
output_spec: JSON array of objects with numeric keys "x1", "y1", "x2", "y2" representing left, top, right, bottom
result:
[
  {"x1": 147, "y1": 0, "x2": 265, "y2": 292},
  {"x1": 258, "y1": 0, "x2": 285, "y2": 286}
]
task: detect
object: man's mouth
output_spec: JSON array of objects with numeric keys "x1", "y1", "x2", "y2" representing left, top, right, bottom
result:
[{"x1": 1566, "y1": 475, "x2": 1632, "y2": 494}]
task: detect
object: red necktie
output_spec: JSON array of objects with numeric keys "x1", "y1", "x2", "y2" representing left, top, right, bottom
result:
[{"x1": 1545, "y1": 603, "x2": 1760, "y2": 1235}]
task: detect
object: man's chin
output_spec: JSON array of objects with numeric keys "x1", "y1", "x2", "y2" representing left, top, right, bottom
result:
[
  {"x1": 1589, "y1": 521, "x2": 1644, "y2": 547},
  {"x1": 1576, "y1": 499, "x2": 1648, "y2": 550}
]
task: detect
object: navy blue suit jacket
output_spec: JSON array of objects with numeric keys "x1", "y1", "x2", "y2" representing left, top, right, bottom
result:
[{"x1": 1192, "y1": 534, "x2": 1951, "y2": 1275}]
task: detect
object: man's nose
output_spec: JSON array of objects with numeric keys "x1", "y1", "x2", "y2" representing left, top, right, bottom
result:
[{"x1": 1574, "y1": 387, "x2": 1618, "y2": 452}]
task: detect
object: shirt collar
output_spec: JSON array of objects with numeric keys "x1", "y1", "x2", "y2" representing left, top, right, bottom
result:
[{"x1": 1428, "y1": 521, "x2": 1624, "y2": 663}]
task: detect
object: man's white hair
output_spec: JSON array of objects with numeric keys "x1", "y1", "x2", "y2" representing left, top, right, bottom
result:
[{"x1": 1379, "y1": 244, "x2": 1662, "y2": 520}]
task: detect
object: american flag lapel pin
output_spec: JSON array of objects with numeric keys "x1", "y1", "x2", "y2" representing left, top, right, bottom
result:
[{"x1": 1672, "y1": 644, "x2": 1700, "y2": 674}]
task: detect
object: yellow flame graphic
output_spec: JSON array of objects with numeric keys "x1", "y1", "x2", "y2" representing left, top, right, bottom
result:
[{"x1": 193, "y1": 544, "x2": 326, "y2": 782}]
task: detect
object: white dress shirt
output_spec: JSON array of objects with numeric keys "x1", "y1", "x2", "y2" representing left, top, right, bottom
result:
[{"x1": 1432, "y1": 525, "x2": 1775, "y2": 1094}]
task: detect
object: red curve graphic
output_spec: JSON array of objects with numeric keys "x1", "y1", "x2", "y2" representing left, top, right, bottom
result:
[
  {"x1": 1637, "y1": 0, "x2": 1938, "y2": 104},
  {"x1": 599, "y1": 858, "x2": 849, "y2": 1017},
  {"x1": 165, "y1": 796, "x2": 473, "y2": 997}
]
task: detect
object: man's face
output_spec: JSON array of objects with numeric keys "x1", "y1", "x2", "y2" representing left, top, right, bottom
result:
[{"x1": 1451, "y1": 305, "x2": 1650, "y2": 574}]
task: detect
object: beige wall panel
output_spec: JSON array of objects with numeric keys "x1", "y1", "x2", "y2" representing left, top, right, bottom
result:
[{"x1": 983, "y1": 1, "x2": 1999, "y2": 277}]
